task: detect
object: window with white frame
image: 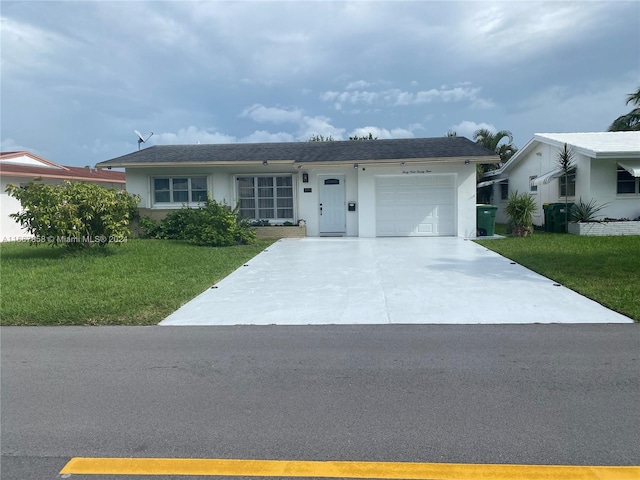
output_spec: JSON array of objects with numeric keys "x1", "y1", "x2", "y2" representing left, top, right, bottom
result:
[
  {"x1": 559, "y1": 168, "x2": 576, "y2": 197},
  {"x1": 153, "y1": 177, "x2": 208, "y2": 205},
  {"x1": 529, "y1": 176, "x2": 538, "y2": 193},
  {"x1": 617, "y1": 167, "x2": 639, "y2": 194},
  {"x1": 237, "y1": 175, "x2": 293, "y2": 220}
]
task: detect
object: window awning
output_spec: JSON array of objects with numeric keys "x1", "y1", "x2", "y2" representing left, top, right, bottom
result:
[
  {"x1": 618, "y1": 160, "x2": 640, "y2": 177},
  {"x1": 532, "y1": 167, "x2": 563, "y2": 186},
  {"x1": 477, "y1": 178, "x2": 507, "y2": 188}
]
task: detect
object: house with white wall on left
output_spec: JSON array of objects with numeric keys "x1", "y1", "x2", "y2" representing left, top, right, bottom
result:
[{"x1": 1, "y1": 151, "x2": 126, "y2": 241}]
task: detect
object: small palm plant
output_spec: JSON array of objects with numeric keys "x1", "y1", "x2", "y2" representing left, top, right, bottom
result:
[
  {"x1": 571, "y1": 198, "x2": 609, "y2": 223},
  {"x1": 557, "y1": 143, "x2": 575, "y2": 232},
  {"x1": 505, "y1": 190, "x2": 538, "y2": 237}
]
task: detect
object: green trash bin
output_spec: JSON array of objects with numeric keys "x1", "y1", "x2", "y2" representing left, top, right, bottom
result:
[
  {"x1": 476, "y1": 204, "x2": 498, "y2": 236},
  {"x1": 549, "y1": 202, "x2": 574, "y2": 233},
  {"x1": 542, "y1": 203, "x2": 553, "y2": 232}
]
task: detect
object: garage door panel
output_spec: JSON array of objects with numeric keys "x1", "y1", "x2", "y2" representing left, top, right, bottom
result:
[
  {"x1": 436, "y1": 175, "x2": 455, "y2": 187},
  {"x1": 375, "y1": 175, "x2": 456, "y2": 237},
  {"x1": 416, "y1": 223, "x2": 435, "y2": 234}
]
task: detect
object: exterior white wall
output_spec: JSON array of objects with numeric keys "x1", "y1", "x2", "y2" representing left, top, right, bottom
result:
[
  {"x1": 296, "y1": 166, "x2": 358, "y2": 237},
  {"x1": 1, "y1": 176, "x2": 125, "y2": 241},
  {"x1": 357, "y1": 162, "x2": 477, "y2": 238},
  {"x1": 0, "y1": 155, "x2": 58, "y2": 168},
  {"x1": 1, "y1": 176, "x2": 29, "y2": 239},
  {"x1": 494, "y1": 144, "x2": 560, "y2": 226},
  {"x1": 590, "y1": 157, "x2": 640, "y2": 220},
  {"x1": 126, "y1": 166, "x2": 232, "y2": 209},
  {"x1": 125, "y1": 162, "x2": 478, "y2": 238},
  {"x1": 495, "y1": 145, "x2": 640, "y2": 226}
]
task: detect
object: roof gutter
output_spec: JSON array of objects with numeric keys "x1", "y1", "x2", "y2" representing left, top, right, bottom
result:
[
  {"x1": 97, "y1": 156, "x2": 500, "y2": 169},
  {"x1": 294, "y1": 156, "x2": 499, "y2": 168},
  {"x1": 0, "y1": 171, "x2": 126, "y2": 183},
  {"x1": 96, "y1": 160, "x2": 297, "y2": 169}
]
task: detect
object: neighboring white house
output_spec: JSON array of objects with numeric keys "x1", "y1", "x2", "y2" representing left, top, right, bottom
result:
[
  {"x1": 1, "y1": 151, "x2": 126, "y2": 240},
  {"x1": 96, "y1": 137, "x2": 500, "y2": 238},
  {"x1": 480, "y1": 132, "x2": 640, "y2": 226}
]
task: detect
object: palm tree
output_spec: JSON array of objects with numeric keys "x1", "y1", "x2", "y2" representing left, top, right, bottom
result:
[
  {"x1": 608, "y1": 86, "x2": 640, "y2": 131},
  {"x1": 473, "y1": 128, "x2": 518, "y2": 184},
  {"x1": 556, "y1": 143, "x2": 575, "y2": 232},
  {"x1": 473, "y1": 129, "x2": 516, "y2": 160}
]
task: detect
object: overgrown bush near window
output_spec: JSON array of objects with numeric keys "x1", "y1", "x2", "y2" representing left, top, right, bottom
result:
[
  {"x1": 142, "y1": 199, "x2": 255, "y2": 247},
  {"x1": 6, "y1": 181, "x2": 139, "y2": 249}
]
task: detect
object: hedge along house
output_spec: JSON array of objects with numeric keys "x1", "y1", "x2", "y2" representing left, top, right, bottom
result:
[
  {"x1": 479, "y1": 132, "x2": 640, "y2": 227},
  {"x1": 96, "y1": 137, "x2": 499, "y2": 238}
]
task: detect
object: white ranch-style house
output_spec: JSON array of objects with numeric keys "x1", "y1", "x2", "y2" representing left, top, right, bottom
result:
[
  {"x1": 96, "y1": 137, "x2": 499, "y2": 238},
  {"x1": 480, "y1": 132, "x2": 640, "y2": 226}
]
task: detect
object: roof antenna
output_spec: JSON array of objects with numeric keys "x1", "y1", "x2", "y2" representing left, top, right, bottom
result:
[{"x1": 135, "y1": 130, "x2": 154, "y2": 150}]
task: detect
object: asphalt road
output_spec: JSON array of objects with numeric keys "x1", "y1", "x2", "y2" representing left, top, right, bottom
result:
[{"x1": 1, "y1": 325, "x2": 639, "y2": 480}]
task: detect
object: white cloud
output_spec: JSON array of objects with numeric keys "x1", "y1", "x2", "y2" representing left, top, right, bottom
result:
[
  {"x1": 241, "y1": 103, "x2": 347, "y2": 141},
  {"x1": 241, "y1": 104, "x2": 304, "y2": 124},
  {"x1": 153, "y1": 126, "x2": 237, "y2": 145},
  {"x1": 349, "y1": 126, "x2": 416, "y2": 140},
  {"x1": 346, "y1": 80, "x2": 373, "y2": 90},
  {"x1": 241, "y1": 130, "x2": 295, "y2": 143},
  {"x1": 451, "y1": 2, "x2": 616, "y2": 67},
  {"x1": 449, "y1": 121, "x2": 496, "y2": 140},
  {"x1": 322, "y1": 84, "x2": 487, "y2": 109},
  {"x1": 2, "y1": 1, "x2": 636, "y2": 167},
  {"x1": 296, "y1": 115, "x2": 346, "y2": 141},
  {"x1": 321, "y1": 90, "x2": 379, "y2": 106},
  {"x1": 471, "y1": 98, "x2": 496, "y2": 110}
]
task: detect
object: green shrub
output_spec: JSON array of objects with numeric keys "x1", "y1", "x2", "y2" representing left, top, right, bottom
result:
[
  {"x1": 571, "y1": 198, "x2": 609, "y2": 222},
  {"x1": 148, "y1": 199, "x2": 255, "y2": 247},
  {"x1": 251, "y1": 219, "x2": 271, "y2": 227},
  {"x1": 5, "y1": 181, "x2": 139, "y2": 249},
  {"x1": 504, "y1": 190, "x2": 537, "y2": 236},
  {"x1": 138, "y1": 216, "x2": 166, "y2": 239}
]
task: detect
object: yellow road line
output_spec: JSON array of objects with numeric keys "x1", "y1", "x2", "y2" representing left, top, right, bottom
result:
[{"x1": 59, "y1": 457, "x2": 640, "y2": 479}]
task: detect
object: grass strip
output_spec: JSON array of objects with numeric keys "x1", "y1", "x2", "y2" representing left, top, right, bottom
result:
[
  {"x1": 476, "y1": 232, "x2": 639, "y2": 321},
  {"x1": 0, "y1": 239, "x2": 274, "y2": 325}
]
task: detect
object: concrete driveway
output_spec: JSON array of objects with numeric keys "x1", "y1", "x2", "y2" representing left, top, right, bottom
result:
[{"x1": 161, "y1": 238, "x2": 632, "y2": 325}]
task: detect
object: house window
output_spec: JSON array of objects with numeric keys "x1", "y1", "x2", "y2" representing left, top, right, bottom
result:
[
  {"x1": 153, "y1": 177, "x2": 208, "y2": 204},
  {"x1": 529, "y1": 176, "x2": 538, "y2": 193},
  {"x1": 237, "y1": 175, "x2": 293, "y2": 220},
  {"x1": 500, "y1": 181, "x2": 509, "y2": 200},
  {"x1": 559, "y1": 169, "x2": 576, "y2": 197},
  {"x1": 617, "y1": 168, "x2": 639, "y2": 194}
]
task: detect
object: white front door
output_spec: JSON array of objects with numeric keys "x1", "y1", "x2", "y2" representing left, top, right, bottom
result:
[{"x1": 319, "y1": 175, "x2": 346, "y2": 234}]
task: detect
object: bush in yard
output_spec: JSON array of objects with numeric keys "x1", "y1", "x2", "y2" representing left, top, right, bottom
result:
[
  {"x1": 6, "y1": 181, "x2": 139, "y2": 249},
  {"x1": 138, "y1": 216, "x2": 166, "y2": 239},
  {"x1": 148, "y1": 199, "x2": 255, "y2": 247},
  {"x1": 504, "y1": 190, "x2": 537, "y2": 237}
]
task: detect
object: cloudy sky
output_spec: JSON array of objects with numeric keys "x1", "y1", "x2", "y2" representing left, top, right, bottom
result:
[{"x1": 1, "y1": 1, "x2": 638, "y2": 167}]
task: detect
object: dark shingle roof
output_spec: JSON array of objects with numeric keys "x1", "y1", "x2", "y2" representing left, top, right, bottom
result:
[{"x1": 96, "y1": 136, "x2": 499, "y2": 167}]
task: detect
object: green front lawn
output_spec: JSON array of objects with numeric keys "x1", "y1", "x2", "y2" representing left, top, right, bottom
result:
[
  {"x1": 0, "y1": 239, "x2": 275, "y2": 325},
  {"x1": 2, "y1": 234, "x2": 638, "y2": 325},
  {"x1": 475, "y1": 231, "x2": 640, "y2": 322}
]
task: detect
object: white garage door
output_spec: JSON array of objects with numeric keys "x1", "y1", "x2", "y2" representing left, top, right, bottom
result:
[{"x1": 376, "y1": 175, "x2": 456, "y2": 237}]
